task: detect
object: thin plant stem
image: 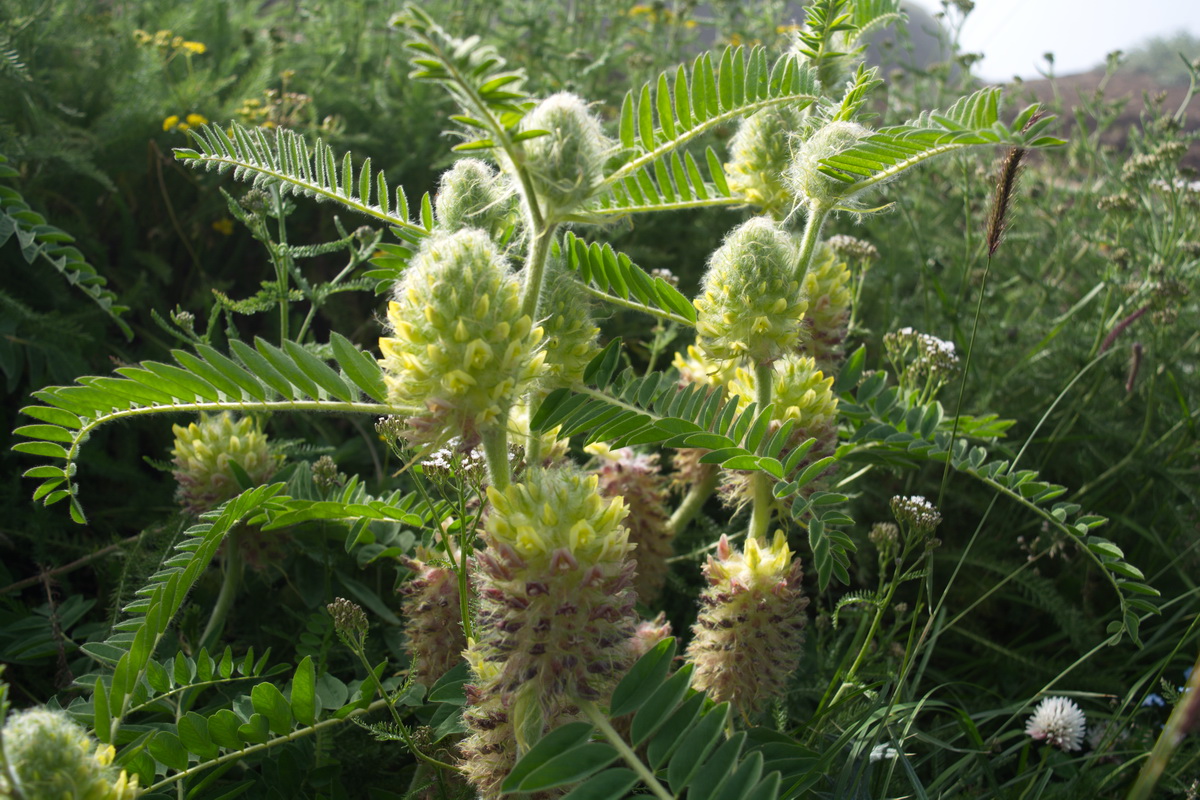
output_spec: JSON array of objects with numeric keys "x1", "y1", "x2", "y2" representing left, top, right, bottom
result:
[
  {"x1": 579, "y1": 699, "x2": 673, "y2": 800},
  {"x1": 792, "y1": 202, "x2": 831, "y2": 284},
  {"x1": 667, "y1": 466, "x2": 719, "y2": 535},
  {"x1": 1126, "y1": 649, "x2": 1200, "y2": 800},
  {"x1": 747, "y1": 360, "x2": 774, "y2": 541},
  {"x1": 199, "y1": 529, "x2": 244, "y2": 651},
  {"x1": 520, "y1": 224, "x2": 557, "y2": 321}
]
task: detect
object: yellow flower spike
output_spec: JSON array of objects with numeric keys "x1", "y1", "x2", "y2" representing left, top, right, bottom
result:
[{"x1": 162, "y1": 114, "x2": 180, "y2": 131}]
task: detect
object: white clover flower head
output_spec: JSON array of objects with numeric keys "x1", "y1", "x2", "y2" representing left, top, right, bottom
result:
[
  {"x1": 1025, "y1": 696, "x2": 1087, "y2": 752},
  {"x1": 890, "y1": 495, "x2": 942, "y2": 534}
]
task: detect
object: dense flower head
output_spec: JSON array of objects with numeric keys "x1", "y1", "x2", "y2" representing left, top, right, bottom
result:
[
  {"x1": 171, "y1": 412, "x2": 280, "y2": 513},
  {"x1": 399, "y1": 545, "x2": 467, "y2": 685},
  {"x1": 519, "y1": 92, "x2": 612, "y2": 215},
  {"x1": 725, "y1": 106, "x2": 808, "y2": 216},
  {"x1": 434, "y1": 158, "x2": 512, "y2": 236},
  {"x1": 379, "y1": 229, "x2": 545, "y2": 447},
  {"x1": 1025, "y1": 696, "x2": 1087, "y2": 751},
  {"x1": 686, "y1": 532, "x2": 809, "y2": 715},
  {"x1": 727, "y1": 353, "x2": 838, "y2": 436},
  {"x1": 672, "y1": 344, "x2": 736, "y2": 389},
  {"x1": 826, "y1": 234, "x2": 880, "y2": 263},
  {"x1": 884, "y1": 327, "x2": 959, "y2": 390},
  {"x1": 0, "y1": 707, "x2": 139, "y2": 799},
  {"x1": 801, "y1": 244, "x2": 853, "y2": 363},
  {"x1": 536, "y1": 259, "x2": 601, "y2": 392},
  {"x1": 587, "y1": 444, "x2": 674, "y2": 601},
  {"x1": 694, "y1": 217, "x2": 808, "y2": 365}
]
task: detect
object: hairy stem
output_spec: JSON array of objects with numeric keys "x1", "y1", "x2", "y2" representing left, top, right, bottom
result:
[
  {"x1": 481, "y1": 425, "x2": 511, "y2": 491},
  {"x1": 747, "y1": 361, "x2": 774, "y2": 541},
  {"x1": 792, "y1": 202, "x2": 831, "y2": 284},
  {"x1": 520, "y1": 224, "x2": 557, "y2": 321}
]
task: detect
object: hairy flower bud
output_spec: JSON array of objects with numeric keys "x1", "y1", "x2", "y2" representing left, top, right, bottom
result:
[
  {"x1": 171, "y1": 412, "x2": 280, "y2": 514},
  {"x1": 434, "y1": 158, "x2": 512, "y2": 236},
  {"x1": 694, "y1": 218, "x2": 807, "y2": 366},
  {"x1": 399, "y1": 546, "x2": 467, "y2": 685},
  {"x1": 686, "y1": 533, "x2": 809, "y2": 715},
  {"x1": 725, "y1": 106, "x2": 807, "y2": 216},
  {"x1": 519, "y1": 93, "x2": 612, "y2": 215},
  {"x1": 0, "y1": 707, "x2": 139, "y2": 799},
  {"x1": 379, "y1": 229, "x2": 546, "y2": 447},
  {"x1": 461, "y1": 466, "x2": 637, "y2": 798},
  {"x1": 786, "y1": 121, "x2": 872, "y2": 208}
]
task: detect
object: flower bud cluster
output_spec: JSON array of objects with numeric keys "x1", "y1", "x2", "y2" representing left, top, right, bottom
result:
[
  {"x1": 884, "y1": 327, "x2": 959, "y2": 391},
  {"x1": 379, "y1": 229, "x2": 545, "y2": 447},
  {"x1": 725, "y1": 106, "x2": 807, "y2": 216},
  {"x1": 694, "y1": 218, "x2": 807, "y2": 366},
  {"x1": 785, "y1": 121, "x2": 871, "y2": 208},
  {"x1": 686, "y1": 533, "x2": 809, "y2": 715},
  {"x1": 826, "y1": 234, "x2": 880, "y2": 263},
  {"x1": 171, "y1": 412, "x2": 280, "y2": 514},
  {"x1": 0, "y1": 707, "x2": 139, "y2": 800},
  {"x1": 537, "y1": 260, "x2": 601, "y2": 392},
  {"x1": 889, "y1": 495, "x2": 942, "y2": 534}
]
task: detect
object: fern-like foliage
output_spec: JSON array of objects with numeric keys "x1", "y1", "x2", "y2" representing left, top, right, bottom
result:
[
  {"x1": 174, "y1": 123, "x2": 432, "y2": 237},
  {"x1": 0, "y1": 154, "x2": 131, "y2": 339},
  {"x1": 836, "y1": 350, "x2": 1159, "y2": 646},
  {"x1": 392, "y1": 5, "x2": 536, "y2": 154},
  {"x1": 13, "y1": 334, "x2": 404, "y2": 523},
  {"x1": 794, "y1": 0, "x2": 904, "y2": 88},
  {"x1": 533, "y1": 342, "x2": 856, "y2": 588},
  {"x1": 505, "y1": 638, "x2": 782, "y2": 800},
  {"x1": 0, "y1": 34, "x2": 30, "y2": 82},
  {"x1": 561, "y1": 232, "x2": 696, "y2": 325},
  {"x1": 817, "y1": 90, "x2": 1064, "y2": 195}
]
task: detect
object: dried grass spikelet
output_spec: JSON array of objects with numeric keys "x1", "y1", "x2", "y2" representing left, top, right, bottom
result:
[
  {"x1": 461, "y1": 466, "x2": 637, "y2": 798},
  {"x1": 685, "y1": 532, "x2": 809, "y2": 716},
  {"x1": 719, "y1": 355, "x2": 838, "y2": 510},
  {"x1": 378, "y1": 229, "x2": 546, "y2": 448},
  {"x1": 694, "y1": 217, "x2": 808, "y2": 366},
  {"x1": 725, "y1": 105, "x2": 808, "y2": 217},
  {"x1": 398, "y1": 544, "x2": 467, "y2": 686},
  {"x1": 800, "y1": 243, "x2": 852, "y2": 365},
  {"x1": 519, "y1": 92, "x2": 612, "y2": 217},
  {"x1": 589, "y1": 445, "x2": 674, "y2": 602},
  {"x1": 537, "y1": 257, "x2": 601, "y2": 393},
  {"x1": 171, "y1": 412, "x2": 281, "y2": 514},
  {"x1": 434, "y1": 158, "x2": 513, "y2": 237},
  {"x1": 0, "y1": 707, "x2": 140, "y2": 800}
]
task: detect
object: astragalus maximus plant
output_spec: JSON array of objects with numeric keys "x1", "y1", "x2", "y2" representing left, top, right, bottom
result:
[{"x1": 19, "y1": 1, "x2": 1166, "y2": 798}]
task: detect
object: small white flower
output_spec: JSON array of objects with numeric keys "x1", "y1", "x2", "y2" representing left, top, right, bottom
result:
[
  {"x1": 869, "y1": 743, "x2": 899, "y2": 762},
  {"x1": 1025, "y1": 696, "x2": 1086, "y2": 752}
]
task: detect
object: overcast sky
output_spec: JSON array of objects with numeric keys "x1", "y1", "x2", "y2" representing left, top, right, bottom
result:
[{"x1": 913, "y1": 0, "x2": 1200, "y2": 80}]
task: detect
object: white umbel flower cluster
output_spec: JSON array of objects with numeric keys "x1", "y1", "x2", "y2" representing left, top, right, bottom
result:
[
  {"x1": 890, "y1": 495, "x2": 942, "y2": 533},
  {"x1": 1025, "y1": 696, "x2": 1087, "y2": 751}
]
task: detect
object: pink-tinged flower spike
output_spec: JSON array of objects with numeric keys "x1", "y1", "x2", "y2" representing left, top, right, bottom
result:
[
  {"x1": 398, "y1": 544, "x2": 467, "y2": 686},
  {"x1": 588, "y1": 444, "x2": 675, "y2": 602},
  {"x1": 686, "y1": 532, "x2": 809, "y2": 716},
  {"x1": 629, "y1": 613, "x2": 673, "y2": 660},
  {"x1": 1025, "y1": 696, "x2": 1087, "y2": 752},
  {"x1": 460, "y1": 466, "x2": 637, "y2": 799},
  {"x1": 378, "y1": 229, "x2": 546, "y2": 449}
]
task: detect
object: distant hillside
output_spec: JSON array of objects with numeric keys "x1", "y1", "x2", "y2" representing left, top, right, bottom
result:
[{"x1": 1009, "y1": 68, "x2": 1200, "y2": 170}]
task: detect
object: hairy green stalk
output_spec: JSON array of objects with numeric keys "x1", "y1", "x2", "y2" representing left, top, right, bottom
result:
[
  {"x1": 199, "y1": 530, "x2": 244, "y2": 651},
  {"x1": 747, "y1": 361, "x2": 775, "y2": 540}
]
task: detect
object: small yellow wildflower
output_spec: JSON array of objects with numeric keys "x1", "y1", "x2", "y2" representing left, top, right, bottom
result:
[
  {"x1": 181, "y1": 40, "x2": 207, "y2": 54},
  {"x1": 776, "y1": 23, "x2": 801, "y2": 34},
  {"x1": 212, "y1": 218, "x2": 235, "y2": 235},
  {"x1": 162, "y1": 114, "x2": 180, "y2": 132},
  {"x1": 185, "y1": 113, "x2": 208, "y2": 127}
]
